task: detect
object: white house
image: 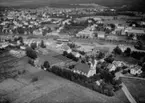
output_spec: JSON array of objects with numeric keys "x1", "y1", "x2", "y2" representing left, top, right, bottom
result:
[
  {"x1": 107, "y1": 64, "x2": 116, "y2": 72},
  {"x1": 97, "y1": 31, "x2": 105, "y2": 39},
  {"x1": 130, "y1": 66, "x2": 142, "y2": 75}
]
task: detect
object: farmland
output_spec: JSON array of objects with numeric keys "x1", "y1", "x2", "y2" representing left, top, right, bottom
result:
[
  {"x1": 0, "y1": 52, "x2": 20, "y2": 82},
  {"x1": 0, "y1": 57, "x2": 126, "y2": 103},
  {"x1": 122, "y1": 78, "x2": 145, "y2": 103}
]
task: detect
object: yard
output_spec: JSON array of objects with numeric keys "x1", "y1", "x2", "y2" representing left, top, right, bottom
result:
[
  {"x1": 114, "y1": 55, "x2": 139, "y2": 64},
  {"x1": 122, "y1": 78, "x2": 145, "y2": 103}
]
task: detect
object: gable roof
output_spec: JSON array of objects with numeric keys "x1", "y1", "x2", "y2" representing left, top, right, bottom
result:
[{"x1": 74, "y1": 63, "x2": 90, "y2": 74}]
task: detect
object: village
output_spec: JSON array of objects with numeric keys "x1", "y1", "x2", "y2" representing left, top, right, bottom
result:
[{"x1": 0, "y1": 4, "x2": 145, "y2": 103}]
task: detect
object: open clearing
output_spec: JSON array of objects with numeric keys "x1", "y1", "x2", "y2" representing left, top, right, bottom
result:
[{"x1": 122, "y1": 78, "x2": 145, "y2": 103}]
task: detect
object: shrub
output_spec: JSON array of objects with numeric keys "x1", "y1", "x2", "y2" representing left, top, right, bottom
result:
[
  {"x1": 43, "y1": 61, "x2": 50, "y2": 70},
  {"x1": 26, "y1": 47, "x2": 37, "y2": 59},
  {"x1": 48, "y1": 66, "x2": 117, "y2": 96},
  {"x1": 113, "y1": 46, "x2": 122, "y2": 55},
  {"x1": 31, "y1": 43, "x2": 37, "y2": 50},
  {"x1": 124, "y1": 47, "x2": 131, "y2": 57},
  {"x1": 105, "y1": 55, "x2": 114, "y2": 63},
  {"x1": 40, "y1": 40, "x2": 46, "y2": 48},
  {"x1": 63, "y1": 51, "x2": 68, "y2": 56},
  {"x1": 96, "y1": 52, "x2": 105, "y2": 59}
]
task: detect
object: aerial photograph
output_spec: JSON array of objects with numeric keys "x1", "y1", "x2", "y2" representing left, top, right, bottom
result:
[{"x1": 0, "y1": 0, "x2": 145, "y2": 103}]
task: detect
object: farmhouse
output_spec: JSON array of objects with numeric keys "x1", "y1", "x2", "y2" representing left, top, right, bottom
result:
[
  {"x1": 125, "y1": 28, "x2": 145, "y2": 36},
  {"x1": 97, "y1": 31, "x2": 106, "y2": 39},
  {"x1": 129, "y1": 65, "x2": 142, "y2": 75},
  {"x1": 107, "y1": 64, "x2": 116, "y2": 72}
]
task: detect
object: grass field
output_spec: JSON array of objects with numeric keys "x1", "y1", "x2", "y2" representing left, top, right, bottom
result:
[
  {"x1": 115, "y1": 89, "x2": 130, "y2": 103},
  {"x1": 115, "y1": 55, "x2": 139, "y2": 64},
  {"x1": 0, "y1": 52, "x2": 20, "y2": 82},
  {"x1": 53, "y1": 54, "x2": 72, "y2": 61},
  {"x1": 0, "y1": 53, "x2": 128, "y2": 103},
  {"x1": 122, "y1": 78, "x2": 145, "y2": 103}
]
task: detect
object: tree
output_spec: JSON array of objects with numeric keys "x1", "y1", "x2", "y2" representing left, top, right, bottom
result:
[
  {"x1": 63, "y1": 51, "x2": 68, "y2": 56},
  {"x1": 110, "y1": 24, "x2": 116, "y2": 31},
  {"x1": 113, "y1": 46, "x2": 122, "y2": 55},
  {"x1": 31, "y1": 43, "x2": 37, "y2": 50},
  {"x1": 43, "y1": 61, "x2": 50, "y2": 70},
  {"x1": 100, "y1": 70, "x2": 114, "y2": 83},
  {"x1": 105, "y1": 55, "x2": 114, "y2": 63},
  {"x1": 134, "y1": 41, "x2": 143, "y2": 50},
  {"x1": 26, "y1": 47, "x2": 37, "y2": 59},
  {"x1": 40, "y1": 40, "x2": 46, "y2": 48},
  {"x1": 96, "y1": 52, "x2": 105, "y2": 59},
  {"x1": 124, "y1": 47, "x2": 131, "y2": 56},
  {"x1": 141, "y1": 63, "x2": 145, "y2": 72}
]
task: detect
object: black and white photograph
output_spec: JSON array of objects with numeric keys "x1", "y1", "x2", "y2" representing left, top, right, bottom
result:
[{"x1": 0, "y1": 0, "x2": 145, "y2": 103}]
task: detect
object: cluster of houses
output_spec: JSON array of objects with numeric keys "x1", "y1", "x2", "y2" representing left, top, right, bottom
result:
[
  {"x1": 62, "y1": 43, "x2": 143, "y2": 77},
  {"x1": 0, "y1": 9, "x2": 62, "y2": 35}
]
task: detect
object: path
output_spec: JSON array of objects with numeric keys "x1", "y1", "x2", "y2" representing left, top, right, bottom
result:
[
  {"x1": 121, "y1": 75, "x2": 145, "y2": 81},
  {"x1": 116, "y1": 72, "x2": 137, "y2": 103},
  {"x1": 121, "y1": 83, "x2": 137, "y2": 103}
]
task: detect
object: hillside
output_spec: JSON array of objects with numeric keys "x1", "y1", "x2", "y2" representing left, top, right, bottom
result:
[{"x1": 0, "y1": 0, "x2": 145, "y2": 12}]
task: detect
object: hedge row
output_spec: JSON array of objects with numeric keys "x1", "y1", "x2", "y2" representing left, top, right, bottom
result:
[{"x1": 42, "y1": 66, "x2": 115, "y2": 96}]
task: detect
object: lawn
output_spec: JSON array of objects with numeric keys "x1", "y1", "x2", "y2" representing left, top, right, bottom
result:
[
  {"x1": 53, "y1": 54, "x2": 72, "y2": 62},
  {"x1": 115, "y1": 89, "x2": 130, "y2": 103},
  {"x1": 122, "y1": 78, "x2": 145, "y2": 103},
  {"x1": 115, "y1": 55, "x2": 139, "y2": 64}
]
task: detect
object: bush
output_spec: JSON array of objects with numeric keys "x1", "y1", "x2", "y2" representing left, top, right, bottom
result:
[
  {"x1": 113, "y1": 46, "x2": 122, "y2": 55},
  {"x1": 48, "y1": 66, "x2": 117, "y2": 96},
  {"x1": 31, "y1": 43, "x2": 37, "y2": 50},
  {"x1": 124, "y1": 47, "x2": 131, "y2": 57},
  {"x1": 105, "y1": 55, "x2": 114, "y2": 63},
  {"x1": 26, "y1": 47, "x2": 37, "y2": 59},
  {"x1": 96, "y1": 52, "x2": 105, "y2": 59},
  {"x1": 40, "y1": 40, "x2": 46, "y2": 48},
  {"x1": 43, "y1": 61, "x2": 50, "y2": 70},
  {"x1": 63, "y1": 51, "x2": 68, "y2": 56},
  {"x1": 131, "y1": 51, "x2": 145, "y2": 60}
]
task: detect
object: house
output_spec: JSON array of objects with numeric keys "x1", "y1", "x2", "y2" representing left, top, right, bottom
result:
[
  {"x1": 113, "y1": 61, "x2": 124, "y2": 68},
  {"x1": 130, "y1": 65, "x2": 142, "y2": 75},
  {"x1": 97, "y1": 31, "x2": 105, "y2": 39},
  {"x1": 71, "y1": 52, "x2": 81, "y2": 58},
  {"x1": 66, "y1": 48, "x2": 72, "y2": 54},
  {"x1": 20, "y1": 46, "x2": 26, "y2": 50},
  {"x1": 73, "y1": 63, "x2": 96, "y2": 77},
  {"x1": 76, "y1": 25, "x2": 97, "y2": 38},
  {"x1": 125, "y1": 28, "x2": 145, "y2": 37},
  {"x1": 95, "y1": 79, "x2": 103, "y2": 86},
  {"x1": 107, "y1": 64, "x2": 116, "y2": 72}
]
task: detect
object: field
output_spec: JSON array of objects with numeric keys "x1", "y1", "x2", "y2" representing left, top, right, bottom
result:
[
  {"x1": 122, "y1": 78, "x2": 145, "y2": 103},
  {"x1": 0, "y1": 49, "x2": 128, "y2": 103},
  {"x1": 0, "y1": 57, "x2": 126, "y2": 103},
  {"x1": 0, "y1": 52, "x2": 21, "y2": 82}
]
